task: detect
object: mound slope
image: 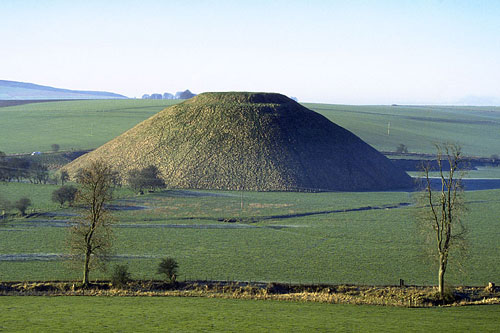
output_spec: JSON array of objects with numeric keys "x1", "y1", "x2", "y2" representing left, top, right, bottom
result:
[{"x1": 64, "y1": 92, "x2": 412, "y2": 191}]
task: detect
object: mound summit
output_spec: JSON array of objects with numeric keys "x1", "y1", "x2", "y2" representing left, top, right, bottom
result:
[{"x1": 64, "y1": 92, "x2": 412, "y2": 191}]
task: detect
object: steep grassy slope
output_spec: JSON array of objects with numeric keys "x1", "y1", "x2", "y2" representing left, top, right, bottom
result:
[{"x1": 64, "y1": 92, "x2": 412, "y2": 191}]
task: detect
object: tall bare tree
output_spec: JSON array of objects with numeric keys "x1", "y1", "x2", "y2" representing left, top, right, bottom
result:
[
  {"x1": 419, "y1": 143, "x2": 467, "y2": 298},
  {"x1": 69, "y1": 160, "x2": 117, "y2": 287}
]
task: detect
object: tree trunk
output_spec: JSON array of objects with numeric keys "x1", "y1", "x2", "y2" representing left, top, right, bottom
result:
[
  {"x1": 438, "y1": 258, "x2": 446, "y2": 298},
  {"x1": 83, "y1": 249, "x2": 91, "y2": 287}
]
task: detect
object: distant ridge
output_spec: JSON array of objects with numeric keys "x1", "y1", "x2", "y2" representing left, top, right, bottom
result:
[
  {"x1": 64, "y1": 92, "x2": 413, "y2": 192},
  {"x1": 0, "y1": 80, "x2": 128, "y2": 100}
]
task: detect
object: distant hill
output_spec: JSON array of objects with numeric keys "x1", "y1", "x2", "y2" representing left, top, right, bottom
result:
[
  {"x1": 64, "y1": 92, "x2": 412, "y2": 191},
  {"x1": 0, "y1": 80, "x2": 128, "y2": 100}
]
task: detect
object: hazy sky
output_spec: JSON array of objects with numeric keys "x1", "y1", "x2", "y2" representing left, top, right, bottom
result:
[{"x1": 1, "y1": 0, "x2": 499, "y2": 104}]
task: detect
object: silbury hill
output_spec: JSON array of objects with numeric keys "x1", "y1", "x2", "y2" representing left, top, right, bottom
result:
[{"x1": 64, "y1": 92, "x2": 413, "y2": 191}]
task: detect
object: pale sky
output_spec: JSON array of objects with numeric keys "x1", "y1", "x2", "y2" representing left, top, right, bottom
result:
[{"x1": 1, "y1": 0, "x2": 500, "y2": 104}]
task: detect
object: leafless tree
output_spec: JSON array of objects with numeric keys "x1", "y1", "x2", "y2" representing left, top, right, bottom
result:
[
  {"x1": 418, "y1": 143, "x2": 467, "y2": 298},
  {"x1": 127, "y1": 165, "x2": 165, "y2": 194},
  {"x1": 69, "y1": 160, "x2": 117, "y2": 287},
  {"x1": 60, "y1": 170, "x2": 69, "y2": 186},
  {"x1": 52, "y1": 185, "x2": 78, "y2": 207}
]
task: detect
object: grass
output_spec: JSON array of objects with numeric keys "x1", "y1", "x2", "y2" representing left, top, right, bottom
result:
[
  {"x1": 1, "y1": 186, "x2": 499, "y2": 286},
  {"x1": 2, "y1": 99, "x2": 500, "y2": 157},
  {"x1": 0, "y1": 99, "x2": 180, "y2": 154},
  {"x1": 305, "y1": 103, "x2": 500, "y2": 157},
  {"x1": 0, "y1": 181, "x2": 135, "y2": 214},
  {"x1": 0, "y1": 182, "x2": 61, "y2": 213},
  {"x1": 0, "y1": 296, "x2": 499, "y2": 332}
]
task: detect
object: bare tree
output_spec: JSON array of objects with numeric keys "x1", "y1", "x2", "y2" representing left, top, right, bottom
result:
[
  {"x1": 60, "y1": 170, "x2": 69, "y2": 186},
  {"x1": 69, "y1": 160, "x2": 117, "y2": 287},
  {"x1": 419, "y1": 143, "x2": 467, "y2": 299},
  {"x1": 52, "y1": 185, "x2": 78, "y2": 207},
  {"x1": 127, "y1": 165, "x2": 165, "y2": 194}
]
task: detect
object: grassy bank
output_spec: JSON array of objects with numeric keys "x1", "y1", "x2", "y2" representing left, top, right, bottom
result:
[{"x1": 1, "y1": 296, "x2": 499, "y2": 332}]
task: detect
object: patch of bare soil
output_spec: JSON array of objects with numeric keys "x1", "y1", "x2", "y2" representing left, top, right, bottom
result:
[{"x1": 1, "y1": 281, "x2": 498, "y2": 307}]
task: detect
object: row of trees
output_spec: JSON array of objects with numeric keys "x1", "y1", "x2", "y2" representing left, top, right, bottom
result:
[
  {"x1": 0, "y1": 156, "x2": 70, "y2": 186},
  {"x1": 0, "y1": 149, "x2": 165, "y2": 191},
  {"x1": 0, "y1": 157, "x2": 49, "y2": 184}
]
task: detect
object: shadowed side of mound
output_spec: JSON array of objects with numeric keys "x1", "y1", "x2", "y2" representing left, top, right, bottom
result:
[{"x1": 63, "y1": 92, "x2": 413, "y2": 191}]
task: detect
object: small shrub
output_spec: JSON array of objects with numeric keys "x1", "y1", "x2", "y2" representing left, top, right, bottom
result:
[
  {"x1": 111, "y1": 264, "x2": 131, "y2": 288},
  {"x1": 157, "y1": 257, "x2": 178, "y2": 283},
  {"x1": 51, "y1": 144, "x2": 60, "y2": 152},
  {"x1": 395, "y1": 144, "x2": 408, "y2": 154},
  {"x1": 426, "y1": 286, "x2": 458, "y2": 305},
  {"x1": 13, "y1": 197, "x2": 31, "y2": 216}
]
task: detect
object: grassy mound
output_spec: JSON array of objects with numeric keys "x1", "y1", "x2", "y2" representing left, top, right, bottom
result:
[{"x1": 64, "y1": 92, "x2": 412, "y2": 191}]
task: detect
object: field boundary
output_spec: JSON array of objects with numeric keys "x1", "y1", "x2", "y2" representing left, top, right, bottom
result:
[{"x1": 1, "y1": 280, "x2": 498, "y2": 308}]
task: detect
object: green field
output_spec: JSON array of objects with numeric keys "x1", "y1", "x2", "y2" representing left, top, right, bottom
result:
[
  {"x1": 1, "y1": 296, "x2": 499, "y2": 332},
  {"x1": 307, "y1": 103, "x2": 500, "y2": 157},
  {"x1": 1, "y1": 98, "x2": 499, "y2": 330},
  {"x1": 1, "y1": 184, "x2": 499, "y2": 286},
  {"x1": 0, "y1": 99, "x2": 180, "y2": 154},
  {"x1": 1, "y1": 99, "x2": 500, "y2": 156},
  {"x1": 1, "y1": 99, "x2": 500, "y2": 284}
]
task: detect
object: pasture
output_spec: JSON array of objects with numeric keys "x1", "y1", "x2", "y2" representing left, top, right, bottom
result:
[
  {"x1": 1, "y1": 184, "x2": 499, "y2": 286},
  {"x1": 1, "y1": 99, "x2": 500, "y2": 156},
  {"x1": 1, "y1": 297, "x2": 499, "y2": 332},
  {"x1": 1, "y1": 99, "x2": 499, "y2": 331},
  {"x1": 0, "y1": 99, "x2": 180, "y2": 154}
]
